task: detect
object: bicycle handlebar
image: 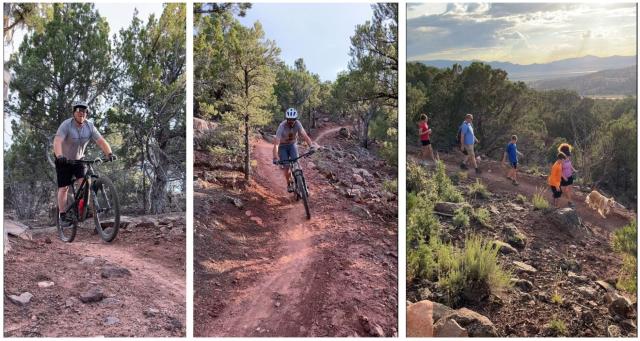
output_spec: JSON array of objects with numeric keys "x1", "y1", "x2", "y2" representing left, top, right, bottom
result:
[
  {"x1": 67, "y1": 158, "x2": 116, "y2": 165},
  {"x1": 273, "y1": 150, "x2": 316, "y2": 165}
]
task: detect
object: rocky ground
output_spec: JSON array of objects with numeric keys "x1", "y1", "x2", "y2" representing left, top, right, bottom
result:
[
  {"x1": 194, "y1": 122, "x2": 398, "y2": 337},
  {"x1": 407, "y1": 150, "x2": 637, "y2": 337},
  {"x1": 4, "y1": 214, "x2": 186, "y2": 337}
]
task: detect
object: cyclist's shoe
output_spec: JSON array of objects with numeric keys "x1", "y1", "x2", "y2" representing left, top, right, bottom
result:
[
  {"x1": 287, "y1": 182, "x2": 295, "y2": 193},
  {"x1": 59, "y1": 213, "x2": 72, "y2": 228}
]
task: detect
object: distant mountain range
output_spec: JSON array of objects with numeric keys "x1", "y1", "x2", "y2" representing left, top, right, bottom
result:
[
  {"x1": 418, "y1": 55, "x2": 637, "y2": 82},
  {"x1": 530, "y1": 65, "x2": 637, "y2": 97}
]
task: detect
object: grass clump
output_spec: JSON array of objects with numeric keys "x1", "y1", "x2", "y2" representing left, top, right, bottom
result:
[
  {"x1": 516, "y1": 194, "x2": 527, "y2": 204},
  {"x1": 612, "y1": 219, "x2": 637, "y2": 293},
  {"x1": 548, "y1": 317, "x2": 567, "y2": 336},
  {"x1": 383, "y1": 178, "x2": 398, "y2": 194},
  {"x1": 468, "y1": 179, "x2": 490, "y2": 199},
  {"x1": 434, "y1": 161, "x2": 464, "y2": 203},
  {"x1": 551, "y1": 292, "x2": 563, "y2": 305},
  {"x1": 472, "y1": 208, "x2": 491, "y2": 228},
  {"x1": 453, "y1": 208, "x2": 470, "y2": 228},
  {"x1": 532, "y1": 189, "x2": 550, "y2": 210}
]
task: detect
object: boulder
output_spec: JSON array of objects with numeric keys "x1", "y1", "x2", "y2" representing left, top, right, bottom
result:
[
  {"x1": 438, "y1": 308, "x2": 498, "y2": 337},
  {"x1": 549, "y1": 207, "x2": 588, "y2": 239},
  {"x1": 513, "y1": 261, "x2": 537, "y2": 274},
  {"x1": 434, "y1": 318, "x2": 468, "y2": 337},
  {"x1": 79, "y1": 288, "x2": 104, "y2": 303},
  {"x1": 596, "y1": 280, "x2": 616, "y2": 292},
  {"x1": 493, "y1": 240, "x2": 518, "y2": 255},
  {"x1": 503, "y1": 223, "x2": 527, "y2": 249},
  {"x1": 8, "y1": 292, "x2": 33, "y2": 306},
  {"x1": 407, "y1": 300, "x2": 454, "y2": 337},
  {"x1": 609, "y1": 295, "x2": 634, "y2": 319},
  {"x1": 511, "y1": 278, "x2": 534, "y2": 292}
]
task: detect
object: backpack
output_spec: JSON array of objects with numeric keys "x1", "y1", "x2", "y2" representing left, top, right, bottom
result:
[{"x1": 456, "y1": 126, "x2": 463, "y2": 144}]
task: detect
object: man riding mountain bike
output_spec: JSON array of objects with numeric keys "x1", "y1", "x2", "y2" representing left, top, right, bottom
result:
[
  {"x1": 53, "y1": 101, "x2": 116, "y2": 227},
  {"x1": 272, "y1": 108, "x2": 319, "y2": 193}
]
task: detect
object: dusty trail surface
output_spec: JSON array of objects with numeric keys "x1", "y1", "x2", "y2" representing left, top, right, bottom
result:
[
  {"x1": 4, "y1": 214, "x2": 186, "y2": 337},
  {"x1": 408, "y1": 149, "x2": 636, "y2": 337},
  {"x1": 195, "y1": 124, "x2": 398, "y2": 337}
]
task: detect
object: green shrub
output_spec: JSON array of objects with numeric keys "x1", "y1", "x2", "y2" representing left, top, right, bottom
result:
[
  {"x1": 548, "y1": 317, "x2": 567, "y2": 336},
  {"x1": 468, "y1": 179, "x2": 490, "y2": 199},
  {"x1": 551, "y1": 292, "x2": 563, "y2": 305},
  {"x1": 407, "y1": 193, "x2": 440, "y2": 245},
  {"x1": 516, "y1": 194, "x2": 527, "y2": 204},
  {"x1": 407, "y1": 161, "x2": 433, "y2": 193},
  {"x1": 613, "y1": 220, "x2": 637, "y2": 293},
  {"x1": 532, "y1": 192, "x2": 549, "y2": 210},
  {"x1": 453, "y1": 208, "x2": 470, "y2": 228},
  {"x1": 383, "y1": 178, "x2": 398, "y2": 194},
  {"x1": 472, "y1": 208, "x2": 491, "y2": 228},
  {"x1": 434, "y1": 161, "x2": 464, "y2": 202}
]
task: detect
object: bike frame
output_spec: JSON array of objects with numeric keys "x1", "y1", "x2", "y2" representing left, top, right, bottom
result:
[{"x1": 64, "y1": 159, "x2": 107, "y2": 222}]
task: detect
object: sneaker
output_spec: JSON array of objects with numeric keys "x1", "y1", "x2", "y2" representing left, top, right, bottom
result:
[
  {"x1": 460, "y1": 163, "x2": 468, "y2": 170},
  {"x1": 512, "y1": 180, "x2": 519, "y2": 186},
  {"x1": 287, "y1": 182, "x2": 294, "y2": 193},
  {"x1": 475, "y1": 168, "x2": 482, "y2": 174},
  {"x1": 59, "y1": 213, "x2": 72, "y2": 228}
]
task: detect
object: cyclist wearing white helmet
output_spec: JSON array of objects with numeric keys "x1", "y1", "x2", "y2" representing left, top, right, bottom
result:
[
  {"x1": 53, "y1": 100, "x2": 116, "y2": 227},
  {"x1": 273, "y1": 107, "x2": 319, "y2": 192}
]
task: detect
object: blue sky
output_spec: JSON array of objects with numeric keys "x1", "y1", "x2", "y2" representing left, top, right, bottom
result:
[
  {"x1": 237, "y1": 3, "x2": 373, "y2": 82},
  {"x1": 407, "y1": 3, "x2": 637, "y2": 63}
]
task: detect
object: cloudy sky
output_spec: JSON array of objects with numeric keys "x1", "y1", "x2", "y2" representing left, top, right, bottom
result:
[
  {"x1": 407, "y1": 3, "x2": 637, "y2": 64},
  {"x1": 238, "y1": 3, "x2": 373, "y2": 81}
]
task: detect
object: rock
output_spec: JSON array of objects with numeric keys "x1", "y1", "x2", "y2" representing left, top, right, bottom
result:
[
  {"x1": 358, "y1": 315, "x2": 385, "y2": 337},
  {"x1": 493, "y1": 240, "x2": 518, "y2": 254},
  {"x1": 37, "y1": 281, "x2": 55, "y2": 288},
  {"x1": 249, "y1": 216, "x2": 263, "y2": 227},
  {"x1": 81, "y1": 257, "x2": 96, "y2": 265},
  {"x1": 101, "y1": 265, "x2": 131, "y2": 279},
  {"x1": 8, "y1": 292, "x2": 33, "y2": 306},
  {"x1": 407, "y1": 300, "x2": 454, "y2": 337},
  {"x1": 608, "y1": 325, "x2": 622, "y2": 337},
  {"x1": 559, "y1": 258, "x2": 581, "y2": 272},
  {"x1": 513, "y1": 261, "x2": 537, "y2": 274},
  {"x1": 620, "y1": 319, "x2": 637, "y2": 332},
  {"x1": 549, "y1": 208, "x2": 588, "y2": 239},
  {"x1": 244, "y1": 210, "x2": 252, "y2": 217},
  {"x1": 104, "y1": 316, "x2": 119, "y2": 326},
  {"x1": 596, "y1": 280, "x2": 616, "y2": 292},
  {"x1": 352, "y1": 167, "x2": 373, "y2": 179},
  {"x1": 101, "y1": 297, "x2": 119, "y2": 306},
  {"x1": 581, "y1": 310, "x2": 594, "y2": 324},
  {"x1": 609, "y1": 295, "x2": 634, "y2": 319},
  {"x1": 226, "y1": 196, "x2": 244, "y2": 209},
  {"x1": 434, "y1": 202, "x2": 468, "y2": 215},
  {"x1": 504, "y1": 223, "x2": 527, "y2": 249},
  {"x1": 434, "y1": 318, "x2": 469, "y2": 337},
  {"x1": 352, "y1": 173, "x2": 365, "y2": 184},
  {"x1": 438, "y1": 308, "x2": 498, "y2": 337},
  {"x1": 489, "y1": 205, "x2": 500, "y2": 215},
  {"x1": 144, "y1": 308, "x2": 160, "y2": 317},
  {"x1": 79, "y1": 288, "x2": 105, "y2": 303},
  {"x1": 576, "y1": 286, "x2": 597, "y2": 299},
  {"x1": 338, "y1": 127, "x2": 350, "y2": 138},
  {"x1": 510, "y1": 203, "x2": 525, "y2": 211},
  {"x1": 511, "y1": 278, "x2": 534, "y2": 292},
  {"x1": 567, "y1": 271, "x2": 589, "y2": 284}
]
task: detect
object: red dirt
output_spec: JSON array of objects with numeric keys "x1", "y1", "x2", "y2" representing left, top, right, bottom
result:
[
  {"x1": 4, "y1": 216, "x2": 186, "y2": 337},
  {"x1": 194, "y1": 125, "x2": 398, "y2": 337}
]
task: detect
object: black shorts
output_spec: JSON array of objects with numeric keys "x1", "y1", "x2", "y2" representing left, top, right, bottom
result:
[
  {"x1": 560, "y1": 176, "x2": 574, "y2": 187},
  {"x1": 511, "y1": 162, "x2": 518, "y2": 169},
  {"x1": 550, "y1": 186, "x2": 563, "y2": 198},
  {"x1": 56, "y1": 163, "x2": 86, "y2": 188},
  {"x1": 421, "y1": 139, "x2": 431, "y2": 146}
]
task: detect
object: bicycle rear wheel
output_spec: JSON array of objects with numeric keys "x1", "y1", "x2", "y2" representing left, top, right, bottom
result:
[
  {"x1": 295, "y1": 173, "x2": 311, "y2": 219},
  {"x1": 91, "y1": 176, "x2": 120, "y2": 242}
]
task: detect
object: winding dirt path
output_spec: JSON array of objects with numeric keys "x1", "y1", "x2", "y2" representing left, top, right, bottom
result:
[{"x1": 197, "y1": 125, "x2": 397, "y2": 337}]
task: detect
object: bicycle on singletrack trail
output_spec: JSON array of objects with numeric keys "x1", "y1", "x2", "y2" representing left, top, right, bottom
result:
[
  {"x1": 57, "y1": 158, "x2": 120, "y2": 243},
  {"x1": 274, "y1": 149, "x2": 316, "y2": 219}
]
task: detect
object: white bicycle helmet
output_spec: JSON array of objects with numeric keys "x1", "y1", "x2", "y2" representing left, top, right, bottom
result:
[
  {"x1": 72, "y1": 100, "x2": 89, "y2": 111},
  {"x1": 285, "y1": 108, "x2": 298, "y2": 120}
]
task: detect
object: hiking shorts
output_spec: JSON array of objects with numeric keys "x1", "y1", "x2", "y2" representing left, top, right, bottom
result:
[
  {"x1": 550, "y1": 186, "x2": 563, "y2": 198},
  {"x1": 560, "y1": 176, "x2": 574, "y2": 187},
  {"x1": 421, "y1": 139, "x2": 431, "y2": 146},
  {"x1": 278, "y1": 143, "x2": 298, "y2": 167},
  {"x1": 56, "y1": 162, "x2": 86, "y2": 188},
  {"x1": 464, "y1": 144, "x2": 475, "y2": 158}
]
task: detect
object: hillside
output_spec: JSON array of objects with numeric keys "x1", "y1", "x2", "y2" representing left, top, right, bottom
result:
[
  {"x1": 530, "y1": 66, "x2": 637, "y2": 96},
  {"x1": 417, "y1": 55, "x2": 636, "y2": 82}
]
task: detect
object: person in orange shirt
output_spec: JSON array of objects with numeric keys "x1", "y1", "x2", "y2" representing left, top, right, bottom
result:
[{"x1": 548, "y1": 152, "x2": 566, "y2": 208}]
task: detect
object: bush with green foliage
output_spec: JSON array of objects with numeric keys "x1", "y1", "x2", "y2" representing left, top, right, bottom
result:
[
  {"x1": 516, "y1": 194, "x2": 528, "y2": 204},
  {"x1": 548, "y1": 317, "x2": 567, "y2": 336},
  {"x1": 434, "y1": 161, "x2": 464, "y2": 202},
  {"x1": 472, "y1": 208, "x2": 491, "y2": 228},
  {"x1": 468, "y1": 179, "x2": 490, "y2": 199},
  {"x1": 383, "y1": 178, "x2": 398, "y2": 194},
  {"x1": 532, "y1": 192, "x2": 550, "y2": 210},
  {"x1": 453, "y1": 208, "x2": 470, "y2": 228},
  {"x1": 551, "y1": 292, "x2": 563, "y2": 305},
  {"x1": 612, "y1": 220, "x2": 637, "y2": 293}
]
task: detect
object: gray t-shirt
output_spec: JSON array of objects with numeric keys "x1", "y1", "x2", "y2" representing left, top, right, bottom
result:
[
  {"x1": 55, "y1": 118, "x2": 102, "y2": 160},
  {"x1": 275, "y1": 120, "x2": 305, "y2": 145}
]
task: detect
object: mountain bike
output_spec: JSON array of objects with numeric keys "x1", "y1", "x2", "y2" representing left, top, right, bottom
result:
[
  {"x1": 57, "y1": 158, "x2": 120, "y2": 243},
  {"x1": 274, "y1": 150, "x2": 315, "y2": 219}
]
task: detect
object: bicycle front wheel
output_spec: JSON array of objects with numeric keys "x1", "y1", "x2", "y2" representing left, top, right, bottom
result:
[
  {"x1": 295, "y1": 173, "x2": 311, "y2": 219},
  {"x1": 91, "y1": 176, "x2": 120, "y2": 242}
]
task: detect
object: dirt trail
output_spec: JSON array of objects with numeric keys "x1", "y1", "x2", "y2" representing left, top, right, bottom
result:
[
  {"x1": 4, "y1": 215, "x2": 186, "y2": 337},
  {"x1": 410, "y1": 151, "x2": 632, "y2": 231},
  {"x1": 196, "y1": 124, "x2": 397, "y2": 337}
]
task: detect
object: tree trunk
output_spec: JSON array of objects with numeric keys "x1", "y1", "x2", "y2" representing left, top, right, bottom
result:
[
  {"x1": 149, "y1": 148, "x2": 169, "y2": 214},
  {"x1": 244, "y1": 113, "x2": 250, "y2": 181},
  {"x1": 141, "y1": 154, "x2": 147, "y2": 213}
]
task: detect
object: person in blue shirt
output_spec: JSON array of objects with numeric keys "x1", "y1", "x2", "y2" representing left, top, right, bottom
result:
[
  {"x1": 502, "y1": 135, "x2": 523, "y2": 186},
  {"x1": 458, "y1": 114, "x2": 481, "y2": 173}
]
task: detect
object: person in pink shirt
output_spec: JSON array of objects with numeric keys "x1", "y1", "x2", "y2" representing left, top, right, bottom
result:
[
  {"x1": 558, "y1": 143, "x2": 578, "y2": 207},
  {"x1": 418, "y1": 114, "x2": 437, "y2": 163}
]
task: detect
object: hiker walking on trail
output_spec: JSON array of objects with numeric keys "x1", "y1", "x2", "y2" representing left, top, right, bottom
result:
[
  {"x1": 418, "y1": 114, "x2": 437, "y2": 163},
  {"x1": 458, "y1": 114, "x2": 481, "y2": 174},
  {"x1": 558, "y1": 143, "x2": 578, "y2": 207},
  {"x1": 54, "y1": 101, "x2": 116, "y2": 228},
  {"x1": 272, "y1": 108, "x2": 319, "y2": 193},
  {"x1": 548, "y1": 152, "x2": 566, "y2": 208},
  {"x1": 502, "y1": 135, "x2": 523, "y2": 186}
]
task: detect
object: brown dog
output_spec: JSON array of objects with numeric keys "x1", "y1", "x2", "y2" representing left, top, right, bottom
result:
[{"x1": 585, "y1": 190, "x2": 616, "y2": 218}]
